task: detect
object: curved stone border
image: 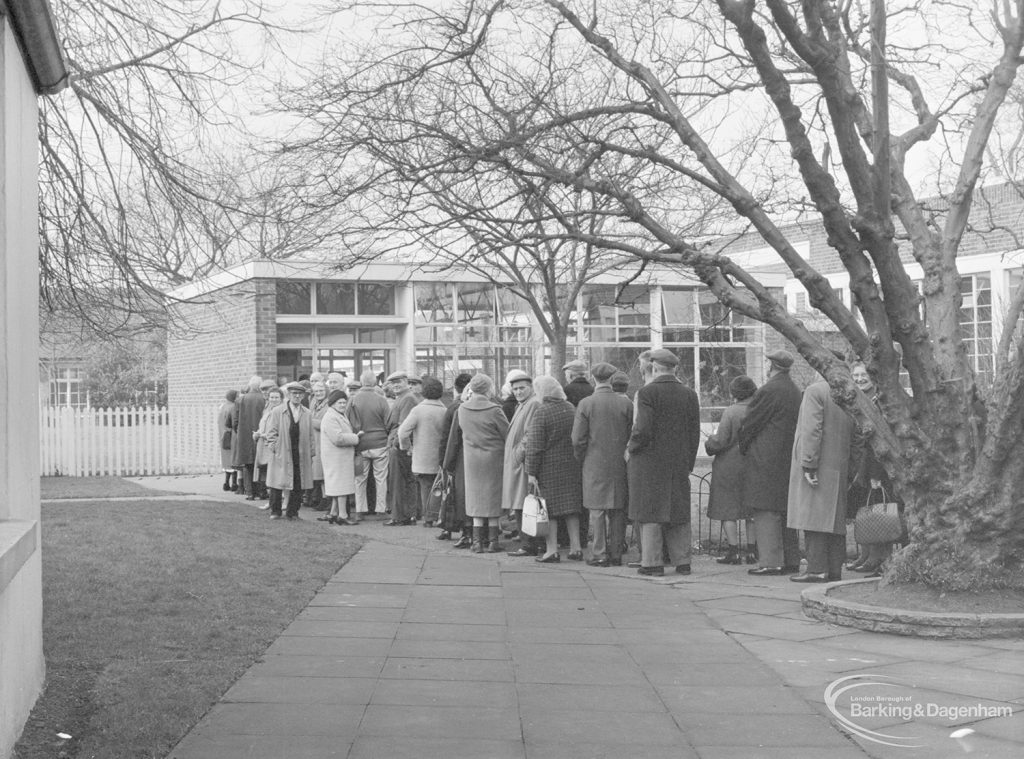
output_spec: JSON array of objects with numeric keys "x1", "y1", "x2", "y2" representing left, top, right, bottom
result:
[{"x1": 801, "y1": 578, "x2": 1024, "y2": 639}]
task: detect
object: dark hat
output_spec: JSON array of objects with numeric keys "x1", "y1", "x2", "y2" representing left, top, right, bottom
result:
[
  {"x1": 766, "y1": 349, "x2": 795, "y2": 369},
  {"x1": 259, "y1": 379, "x2": 276, "y2": 390},
  {"x1": 326, "y1": 389, "x2": 347, "y2": 407},
  {"x1": 729, "y1": 375, "x2": 758, "y2": 401},
  {"x1": 610, "y1": 371, "x2": 630, "y2": 392},
  {"x1": 591, "y1": 362, "x2": 618, "y2": 382},
  {"x1": 562, "y1": 359, "x2": 588, "y2": 372},
  {"x1": 385, "y1": 370, "x2": 408, "y2": 383},
  {"x1": 283, "y1": 381, "x2": 307, "y2": 394},
  {"x1": 648, "y1": 348, "x2": 679, "y2": 368}
]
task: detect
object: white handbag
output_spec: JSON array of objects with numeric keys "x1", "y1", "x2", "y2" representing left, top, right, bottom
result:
[{"x1": 521, "y1": 491, "x2": 549, "y2": 538}]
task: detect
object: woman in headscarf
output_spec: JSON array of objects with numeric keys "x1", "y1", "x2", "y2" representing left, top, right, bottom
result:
[
  {"x1": 320, "y1": 389, "x2": 361, "y2": 525},
  {"x1": 456, "y1": 373, "x2": 509, "y2": 552}
]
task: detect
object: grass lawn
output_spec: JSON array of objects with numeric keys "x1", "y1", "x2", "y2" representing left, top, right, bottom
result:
[
  {"x1": 41, "y1": 476, "x2": 187, "y2": 500},
  {"x1": 14, "y1": 491, "x2": 362, "y2": 759}
]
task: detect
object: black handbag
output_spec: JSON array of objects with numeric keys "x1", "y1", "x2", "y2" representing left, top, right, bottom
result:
[{"x1": 854, "y1": 488, "x2": 906, "y2": 545}]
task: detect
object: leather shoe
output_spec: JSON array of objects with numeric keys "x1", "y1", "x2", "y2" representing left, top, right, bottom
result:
[
  {"x1": 453, "y1": 535, "x2": 472, "y2": 548},
  {"x1": 384, "y1": 518, "x2": 414, "y2": 526},
  {"x1": 567, "y1": 551, "x2": 584, "y2": 561},
  {"x1": 334, "y1": 517, "x2": 355, "y2": 526},
  {"x1": 747, "y1": 566, "x2": 783, "y2": 576},
  {"x1": 608, "y1": 558, "x2": 622, "y2": 566},
  {"x1": 675, "y1": 564, "x2": 691, "y2": 575},
  {"x1": 436, "y1": 531, "x2": 452, "y2": 540},
  {"x1": 535, "y1": 553, "x2": 561, "y2": 563},
  {"x1": 586, "y1": 557, "x2": 610, "y2": 567},
  {"x1": 508, "y1": 547, "x2": 537, "y2": 557},
  {"x1": 637, "y1": 566, "x2": 664, "y2": 576},
  {"x1": 781, "y1": 565, "x2": 802, "y2": 574},
  {"x1": 790, "y1": 572, "x2": 828, "y2": 583},
  {"x1": 627, "y1": 561, "x2": 642, "y2": 568}
]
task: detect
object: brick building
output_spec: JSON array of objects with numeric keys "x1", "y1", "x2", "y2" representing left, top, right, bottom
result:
[{"x1": 166, "y1": 184, "x2": 1024, "y2": 407}]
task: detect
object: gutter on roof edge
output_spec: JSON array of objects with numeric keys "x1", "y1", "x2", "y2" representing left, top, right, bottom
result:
[{"x1": 1, "y1": 0, "x2": 68, "y2": 95}]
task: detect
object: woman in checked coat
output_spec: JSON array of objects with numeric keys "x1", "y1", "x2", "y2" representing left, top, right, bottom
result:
[{"x1": 525, "y1": 375, "x2": 584, "y2": 563}]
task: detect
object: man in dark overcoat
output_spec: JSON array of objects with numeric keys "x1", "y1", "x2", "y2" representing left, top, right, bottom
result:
[
  {"x1": 626, "y1": 349, "x2": 701, "y2": 576},
  {"x1": 232, "y1": 376, "x2": 265, "y2": 497},
  {"x1": 738, "y1": 350, "x2": 802, "y2": 575},
  {"x1": 384, "y1": 370, "x2": 420, "y2": 525},
  {"x1": 573, "y1": 362, "x2": 634, "y2": 567}
]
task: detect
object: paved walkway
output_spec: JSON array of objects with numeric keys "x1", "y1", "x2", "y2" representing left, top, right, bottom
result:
[{"x1": 135, "y1": 476, "x2": 1023, "y2": 759}]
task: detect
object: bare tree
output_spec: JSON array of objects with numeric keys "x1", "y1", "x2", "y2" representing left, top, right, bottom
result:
[
  {"x1": 40, "y1": 0, "x2": 281, "y2": 336},
  {"x1": 282, "y1": 0, "x2": 1024, "y2": 590},
  {"x1": 276, "y1": 0, "x2": 736, "y2": 377}
]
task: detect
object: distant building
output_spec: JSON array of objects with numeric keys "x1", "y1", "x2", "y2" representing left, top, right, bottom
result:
[{"x1": 166, "y1": 261, "x2": 787, "y2": 408}]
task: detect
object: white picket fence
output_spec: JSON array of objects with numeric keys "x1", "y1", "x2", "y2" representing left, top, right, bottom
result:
[{"x1": 39, "y1": 404, "x2": 222, "y2": 477}]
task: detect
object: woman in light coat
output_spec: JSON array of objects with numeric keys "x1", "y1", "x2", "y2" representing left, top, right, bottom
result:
[
  {"x1": 265, "y1": 383, "x2": 317, "y2": 519},
  {"x1": 706, "y1": 376, "x2": 758, "y2": 564},
  {"x1": 320, "y1": 389, "x2": 361, "y2": 525},
  {"x1": 254, "y1": 386, "x2": 283, "y2": 508},
  {"x1": 457, "y1": 373, "x2": 509, "y2": 552},
  {"x1": 398, "y1": 376, "x2": 448, "y2": 525}
]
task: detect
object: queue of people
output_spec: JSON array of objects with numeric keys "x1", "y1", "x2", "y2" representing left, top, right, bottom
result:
[{"x1": 219, "y1": 349, "x2": 900, "y2": 579}]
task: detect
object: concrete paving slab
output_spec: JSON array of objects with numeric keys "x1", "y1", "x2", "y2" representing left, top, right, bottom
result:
[
  {"x1": 221, "y1": 674, "x2": 379, "y2": 703},
  {"x1": 264, "y1": 635, "x2": 394, "y2": 657},
  {"x1": 672, "y1": 711, "x2": 855, "y2": 747},
  {"x1": 522, "y1": 742, "x2": 698, "y2": 759},
  {"x1": 513, "y1": 655, "x2": 648, "y2": 686},
  {"x1": 370, "y1": 679, "x2": 518, "y2": 708},
  {"x1": 517, "y1": 682, "x2": 666, "y2": 713},
  {"x1": 697, "y1": 594, "x2": 804, "y2": 615},
  {"x1": 169, "y1": 734, "x2": 352, "y2": 759},
  {"x1": 520, "y1": 708, "x2": 684, "y2": 745},
  {"x1": 502, "y1": 585, "x2": 596, "y2": 600},
  {"x1": 956, "y1": 652, "x2": 1024, "y2": 677},
  {"x1": 380, "y1": 656, "x2": 515, "y2": 682},
  {"x1": 654, "y1": 684, "x2": 815, "y2": 715},
  {"x1": 505, "y1": 625, "x2": 621, "y2": 645},
  {"x1": 387, "y1": 638, "x2": 510, "y2": 660},
  {"x1": 400, "y1": 605, "x2": 508, "y2": 625},
  {"x1": 294, "y1": 605, "x2": 405, "y2": 622},
  {"x1": 712, "y1": 612, "x2": 860, "y2": 641},
  {"x1": 359, "y1": 704, "x2": 520, "y2": 740},
  {"x1": 348, "y1": 736, "x2": 525, "y2": 759},
  {"x1": 394, "y1": 621, "x2": 508, "y2": 641},
  {"x1": 279, "y1": 620, "x2": 401, "y2": 638},
  {"x1": 304, "y1": 591, "x2": 409, "y2": 608},
  {"x1": 194, "y1": 703, "x2": 364, "y2": 736},
  {"x1": 623, "y1": 641, "x2": 753, "y2": 664},
  {"x1": 693, "y1": 748, "x2": 867, "y2": 759},
  {"x1": 863, "y1": 661, "x2": 1024, "y2": 701},
  {"x1": 824, "y1": 631, "x2": 1008, "y2": 662},
  {"x1": 246, "y1": 656, "x2": 385, "y2": 679}
]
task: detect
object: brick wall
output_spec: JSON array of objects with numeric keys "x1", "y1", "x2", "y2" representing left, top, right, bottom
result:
[{"x1": 167, "y1": 279, "x2": 277, "y2": 406}]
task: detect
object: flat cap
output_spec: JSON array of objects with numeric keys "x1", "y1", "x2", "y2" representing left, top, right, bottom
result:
[
  {"x1": 649, "y1": 348, "x2": 679, "y2": 368},
  {"x1": 259, "y1": 379, "x2": 277, "y2": 390},
  {"x1": 766, "y1": 349, "x2": 795, "y2": 369},
  {"x1": 408, "y1": 375, "x2": 423, "y2": 385},
  {"x1": 591, "y1": 362, "x2": 618, "y2": 382},
  {"x1": 562, "y1": 359, "x2": 588, "y2": 372},
  {"x1": 385, "y1": 370, "x2": 408, "y2": 382},
  {"x1": 610, "y1": 371, "x2": 630, "y2": 391},
  {"x1": 505, "y1": 369, "x2": 532, "y2": 385},
  {"x1": 283, "y1": 381, "x2": 308, "y2": 394}
]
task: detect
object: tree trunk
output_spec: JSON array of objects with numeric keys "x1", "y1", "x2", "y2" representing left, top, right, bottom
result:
[
  {"x1": 547, "y1": 330, "x2": 568, "y2": 381},
  {"x1": 887, "y1": 436, "x2": 1024, "y2": 591}
]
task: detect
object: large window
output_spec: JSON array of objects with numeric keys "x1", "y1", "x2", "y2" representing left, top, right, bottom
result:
[
  {"x1": 49, "y1": 367, "x2": 88, "y2": 408},
  {"x1": 580, "y1": 285, "x2": 651, "y2": 343},
  {"x1": 960, "y1": 273, "x2": 993, "y2": 383},
  {"x1": 276, "y1": 281, "x2": 395, "y2": 316}
]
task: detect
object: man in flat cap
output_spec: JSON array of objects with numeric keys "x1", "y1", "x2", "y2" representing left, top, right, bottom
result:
[
  {"x1": 384, "y1": 370, "x2": 420, "y2": 525},
  {"x1": 573, "y1": 362, "x2": 634, "y2": 567},
  {"x1": 264, "y1": 382, "x2": 316, "y2": 519},
  {"x1": 562, "y1": 359, "x2": 594, "y2": 407},
  {"x1": 738, "y1": 349, "x2": 803, "y2": 575},
  {"x1": 627, "y1": 349, "x2": 701, "y2": 576},
  {"x1": 502, "y1": 369, "x2": 543, "y2": 556}
]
